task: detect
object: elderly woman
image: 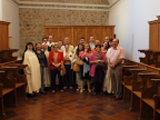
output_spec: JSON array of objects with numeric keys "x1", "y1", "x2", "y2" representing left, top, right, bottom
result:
[
  {"x1": 49, "y1": 43, "x2": 64, "y2": 93},
  {"x1": 89, "y1": 44, "x2": 106, "y2": 95},
  {"x1": 61, "y1": 37, "x2": 75, "y2": 89}
]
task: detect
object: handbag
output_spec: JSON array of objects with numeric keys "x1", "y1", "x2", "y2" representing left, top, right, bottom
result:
[
  {"x1": 75, "y1": 59, "x2": 84, "y2": 65},
  {"x1": 73, "y1": 63, "x2": 80, "y2": 72}
]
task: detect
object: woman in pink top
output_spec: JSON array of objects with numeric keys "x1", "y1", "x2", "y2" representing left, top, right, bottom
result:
[{"x1": 89, "y1": 44, "x2": 106, "y2": 95}]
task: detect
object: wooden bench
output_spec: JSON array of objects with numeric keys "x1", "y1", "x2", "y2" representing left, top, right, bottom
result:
[
  {"x1": 137, "y1": 72, "x2": 160, "y2": 119},
  {"x1": 122, "y1": 59, "x2": 160, "y2": 120},
  {"x1": 150, "y1": 78, "x2": 160, "y2": 120},
  {"x1": 0, "y1": 64, "x2": 27, "y2": 119},
  {"x1": 0, "y1": 70, "x2": 16, "y2": 118},
  {"x1": 0, "y1": 64, "x2": 27, "y2": 99}
]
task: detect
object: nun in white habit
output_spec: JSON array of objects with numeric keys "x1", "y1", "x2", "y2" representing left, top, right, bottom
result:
[{"x1": 23, "y1": 42, "x2": 41, "y2": 94}]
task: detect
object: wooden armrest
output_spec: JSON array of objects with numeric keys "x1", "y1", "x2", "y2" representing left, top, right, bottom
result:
[
  {"x1": 129, "y1": 68, "x2": 147, "y2": 71},
  {"x1": 0, "y1": 70, "x2": 5, "y2": 74},
  {"x1": 138, "y1": 72, "x2": 159, "y2": 76},
  {"x1": 123, "y1": 65, "x2": 138, "y2": 68},
  {"x1": 151, "y1": 79, "x2": 160, "y2": 82},
  {"x1": 1, "y1": 66, "x2": 18, "y2": 69},
  {"x1": 143, "y1": 98, "x2": 155, "y2": 109},
  {"x1": 2, "y1": 88, "x2": 15, "y2": 95},
  {"x1": 153, "y1": 95, "x2": 160, "y2": 108}
]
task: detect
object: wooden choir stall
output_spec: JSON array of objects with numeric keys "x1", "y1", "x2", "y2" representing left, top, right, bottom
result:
[
  {"x1": 0, "y1": 49, "x2": 27, "y2": 119},
  {"x1": 123, "y1": 59, "x2": 160, "y2": 120},
  {"x1": 139, "y1": 17, "x2": 160, "y2": 68},
  {"x1": 0, "y1": 20, "x2": 27, "y2": 119}
]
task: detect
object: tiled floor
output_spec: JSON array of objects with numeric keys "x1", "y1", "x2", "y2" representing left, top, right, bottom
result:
[{"x1": 6, "y1": 91, "x2": 139, "y2": 120}]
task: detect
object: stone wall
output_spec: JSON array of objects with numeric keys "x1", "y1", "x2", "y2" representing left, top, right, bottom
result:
[{"x1": 19, "y1": 8, "x2": 109, "y2": 48}]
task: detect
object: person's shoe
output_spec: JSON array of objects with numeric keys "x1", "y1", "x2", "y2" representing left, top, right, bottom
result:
[
  {"x1": 76, "y1": 88, "x2": 80, "y2": 92},
  {"x1": 52, "y1": 90, "x2": 56, "y2": 93},
  {"x1": 69, "y1": 86, "x2": 73, "y2": 90},
  {"x1": 92, "y1": 92, "x2": 97, "y2": 96},
  {"x1": 88, "y1": 89, "x2": 91, "y2": 93},
  {"x1": 63, "y1": 86, "x2": 67, "y2": 90},
  {"x1": 60, "y1": 89, "x2": 64, "y2": 92},
  {"x1": 40, "y1": 91, "x2": 46, "y2": 95},
  {"x1": 80, "y1": 89, "x2": 83, "y2": 93},
  {"x1": 115, "y1": 96, "x2": 122, "y2": 100},
  {"x1": 26, "y1": 93, "x2": 34, "y2": 98}
]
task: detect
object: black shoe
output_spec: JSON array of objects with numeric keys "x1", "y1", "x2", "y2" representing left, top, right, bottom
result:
[
  {"x1": 40, "y1": 91, "x2": 47, "y2": 95},
  {"x1": 26, "y1": 93, "x2": 35, "y2": 98},
  {"x1": 115, "y1": 97, "x2": 122, "y2": 100}
]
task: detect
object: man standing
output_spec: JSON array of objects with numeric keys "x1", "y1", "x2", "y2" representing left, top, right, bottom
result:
[
  {"x1": 107, "y1": 39, "x2": 125, "y2": 99},
  {"x1": 89, "y1": 36, "x2": 96, "y2": 50},
  {"x1": 47, "y1": 35, "x2": 55, "y2": 51}
]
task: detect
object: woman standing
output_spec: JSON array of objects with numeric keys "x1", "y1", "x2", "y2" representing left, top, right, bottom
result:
[
  {"x1": 23, "y1": 42, "x2": 41, "y2": 95},
  {"x1": 89, "y1": 45, "x2": 106, "y2": 95},
  {"x1": 79, "y1": 44, "x2": 91, "y2": 93},
  {"x1": 72, "y1": 44, "x2": 84, "y2": 92},
  {"x1": 63, "y1": 44, "x2": 74, "y2": 89},
  {"x1": 49, "y1": 44, "x2": 64, "y2": 93}
]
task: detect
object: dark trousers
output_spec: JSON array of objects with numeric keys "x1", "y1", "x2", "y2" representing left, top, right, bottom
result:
[
  {"x1": 93, "y1": 64, "x2": 106, "y2": 94},
  {"x1": 50, "y1": 69, "x2": 64, "y2": 90},
  {"x1": 40, "y1": 66, "x2": 45, "y2": 92},
  {"x1": 64, "y1": 64, "x2": 74, "y2": 88}
]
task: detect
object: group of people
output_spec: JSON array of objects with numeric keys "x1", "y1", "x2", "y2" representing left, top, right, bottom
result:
[{"x1": 22, "y1": 35, "x2": 125, "y2": 100}]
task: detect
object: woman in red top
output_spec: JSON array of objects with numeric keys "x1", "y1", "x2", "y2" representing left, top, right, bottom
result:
[{"x1": 49, "y1": 43, "x2": 64, "y2": 93}]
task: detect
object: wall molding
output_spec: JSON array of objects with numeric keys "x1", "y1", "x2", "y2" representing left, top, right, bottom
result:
[
  {"x1": 12, "y1": 0, "x2": 120, "y2": 11},
  {"x1": 108, "y1": 0, "x2": 121, "y2": 9},
  {"x1": 18, "y1": 1, "x2": 108, "y2": 11}
]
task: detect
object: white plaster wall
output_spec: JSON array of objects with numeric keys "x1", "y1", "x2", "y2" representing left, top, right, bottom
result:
[
  {"x1": 0, "y1": 0, "x2": 2, "y2": 19},
  {"x1": 109, "y1": 0, "x2": 160, "y2": 61},
  {"x1": 109, "y1": 0, "x2": 133, "y2": 59},
  {"x1": 2, "y1": 0, "x2": 19, "y2": 49}
]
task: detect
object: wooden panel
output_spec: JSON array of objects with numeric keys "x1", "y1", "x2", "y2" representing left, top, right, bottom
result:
[
  {"x1": 103, "y1": 26, "x2": 115, "y2": 39},
  {"x1": 149, "y1": 22, "x2": 159, "y2": 51},
  {"x1": 44, "y1": 27, "x2": 59, "y2": 42},
  {"x1": 72, "y1": 27, "x2": 86, "y2": 45},
  {"x1": 44, "y1": 26, "x2": 115, "y2": 46},
  {"x1": 0, "y1": 21, "x2": 9, "y2": 50},
  {"x1": 86, "y1": 26, "x2": 103, "y2": 42},
  {"x1": 58, "y1": 27, "x2": 73, "y2": 42}
]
